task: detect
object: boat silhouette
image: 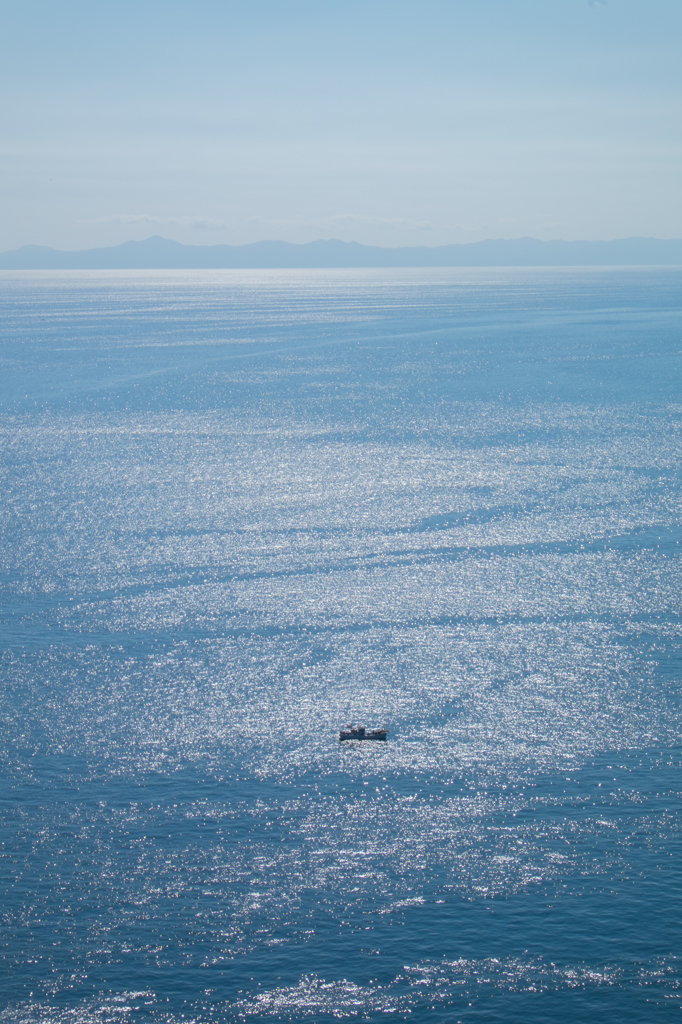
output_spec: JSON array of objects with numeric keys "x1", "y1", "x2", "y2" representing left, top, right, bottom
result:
[{"x1": 339, "y1": 725, "x2": 388, "y2": 741}]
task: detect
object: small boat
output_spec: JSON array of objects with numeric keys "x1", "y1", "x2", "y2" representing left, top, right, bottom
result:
[{"x1": 339, "y1": 725, "x2": 388, "y2": 741}]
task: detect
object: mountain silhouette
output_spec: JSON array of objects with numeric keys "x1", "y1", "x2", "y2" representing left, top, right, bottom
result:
[{"x1": 2, "y1": 235, "x2": 682, "y2": 269}]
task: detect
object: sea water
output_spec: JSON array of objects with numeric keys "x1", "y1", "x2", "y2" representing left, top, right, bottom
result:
[{"x1": 0, "y1": 267, "x2": 681, "y2": 1022}]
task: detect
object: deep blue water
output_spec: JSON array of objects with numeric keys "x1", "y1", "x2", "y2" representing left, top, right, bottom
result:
[{"x1": 1, "y1": 267, "x2": 681, "y2": 1022}]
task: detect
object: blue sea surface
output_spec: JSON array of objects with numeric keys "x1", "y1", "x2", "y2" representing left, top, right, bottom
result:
[{"x1": 0, "y1": 267, "x2": 681, "y2": 1022}]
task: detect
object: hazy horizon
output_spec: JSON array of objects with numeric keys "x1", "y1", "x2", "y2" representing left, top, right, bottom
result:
[
  {"x1": 6, "y1": 232, "x2": 682, "y2": 254},
  {"x1": 2, "y1": 0, "x2": 681, "y2": 253},
  {"x1": 4, "y1": 233, "x2": 682, "y2": 270}
]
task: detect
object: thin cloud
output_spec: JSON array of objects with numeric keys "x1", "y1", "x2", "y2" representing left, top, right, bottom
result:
[
  {"x1": 82, "y1": 214, "x2": 227, "y2": 230},
  {"x1": 330, "y1": 214, "x2": 432, "y2": 231},
  {"x1": 247, "y1": 214, "x2": 432, "y2": 232}
]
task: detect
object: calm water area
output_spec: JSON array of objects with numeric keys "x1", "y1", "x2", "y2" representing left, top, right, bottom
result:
[{"x1": 1, "y1": 267, "x2": 681, "y2": 1021}]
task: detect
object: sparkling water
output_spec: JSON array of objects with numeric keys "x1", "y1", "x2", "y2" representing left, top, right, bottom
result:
[{"x1": 1, "y1": 267, "x2": 681, "y2": 1021}]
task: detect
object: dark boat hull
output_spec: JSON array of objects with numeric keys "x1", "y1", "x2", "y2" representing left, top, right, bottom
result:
[{"x1": 339, "y1": 728, "x2": 388, "y2": 741}]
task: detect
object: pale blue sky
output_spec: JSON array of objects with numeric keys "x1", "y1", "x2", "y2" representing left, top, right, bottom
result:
[{"x1": 2, "y1": 0, "x2": 681, "y2": 249}]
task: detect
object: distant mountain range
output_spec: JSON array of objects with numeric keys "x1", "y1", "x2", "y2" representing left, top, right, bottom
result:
[{"x1": 1, "y1": 235, "x2": 682, "y2": 269}]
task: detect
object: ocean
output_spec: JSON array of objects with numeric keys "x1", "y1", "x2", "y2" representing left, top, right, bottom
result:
[{"x1": 0, "y1": 267, "x2": 681, "y2": 1022}]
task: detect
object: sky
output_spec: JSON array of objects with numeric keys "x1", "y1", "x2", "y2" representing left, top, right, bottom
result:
[{"x1": 1, "y1": 0, "x2": 681, "y2": 251}]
